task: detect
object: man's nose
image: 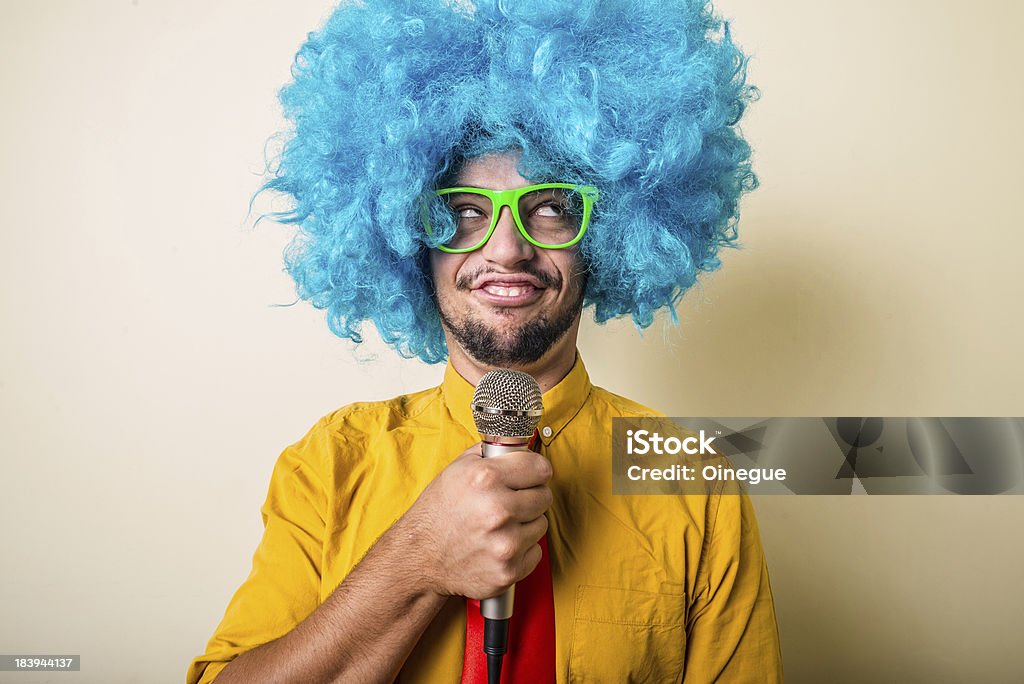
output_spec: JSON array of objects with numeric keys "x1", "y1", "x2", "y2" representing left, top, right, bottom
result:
[{"x1": 480, "y1": 205, "x2": 535, "y2": 265}]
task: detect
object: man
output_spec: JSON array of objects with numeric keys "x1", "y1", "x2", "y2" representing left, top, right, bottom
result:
[{"x1": 189, "y1": 0, "x2": 781, "y2": 681}]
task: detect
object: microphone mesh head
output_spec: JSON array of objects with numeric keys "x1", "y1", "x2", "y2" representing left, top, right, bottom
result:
[{"x1": 471, "y1": 369, "x2": 544, "y2": 438}]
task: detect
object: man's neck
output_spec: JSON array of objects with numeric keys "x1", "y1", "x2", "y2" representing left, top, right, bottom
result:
[{"x1": 445, "y1": 319, "x2": 581, "y2": 393}]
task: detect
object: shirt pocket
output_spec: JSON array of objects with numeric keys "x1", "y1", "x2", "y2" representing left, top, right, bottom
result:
[{"x1": 568, "y1": 585, "x2": 686, "y2": 683}]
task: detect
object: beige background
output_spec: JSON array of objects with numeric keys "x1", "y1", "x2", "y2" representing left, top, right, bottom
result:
[{"x1": 1, "y1": 1, "x2": 1022, "y2": 682}]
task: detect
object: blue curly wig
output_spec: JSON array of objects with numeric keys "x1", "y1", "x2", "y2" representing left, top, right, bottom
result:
[{"x1": 264, "y1": 0, "x2": 757, "y2": 364}]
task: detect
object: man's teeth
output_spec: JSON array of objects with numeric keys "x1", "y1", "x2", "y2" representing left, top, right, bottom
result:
[{"x1": 483, "y1": 284, "x2": 533, "y2": 297}]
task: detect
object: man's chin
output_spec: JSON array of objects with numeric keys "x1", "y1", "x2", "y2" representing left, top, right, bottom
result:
[
  {"x1": 464, "y1": 341, "x2": 551, "y2": 368},
  {"x1": 457, "y1": 325, "x2": 528, "y2": 362},
  {"x1": 474, "y1": 307, "x2": 536, "y2": 326}
]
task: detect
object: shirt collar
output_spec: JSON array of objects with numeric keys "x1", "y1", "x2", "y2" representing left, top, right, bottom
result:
[{"x1": 441, "y1": 351, "x2": 593, "y2": 447}]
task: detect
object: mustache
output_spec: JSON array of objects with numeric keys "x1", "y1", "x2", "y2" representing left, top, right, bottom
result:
[{"x1": 456, "y1": 266, "x2": 562, "y2": 291}]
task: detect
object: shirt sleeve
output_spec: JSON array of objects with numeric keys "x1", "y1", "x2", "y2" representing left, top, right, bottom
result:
[
  {"x1": 186, "y1": 424, "x2": 330, "y2": 684},
  {"x1": 683, "y1": 480, "x2": 784, "y2": 682}
]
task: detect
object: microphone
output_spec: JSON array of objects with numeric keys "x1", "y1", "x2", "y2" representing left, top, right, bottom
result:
[{"x1": 471, "y1": 369, "x2": 544, "y2": 684}]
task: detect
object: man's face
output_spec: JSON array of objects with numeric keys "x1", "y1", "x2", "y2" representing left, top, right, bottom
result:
[{"x1": 429, "y1": 151, "x2": 587, "y2": 367}]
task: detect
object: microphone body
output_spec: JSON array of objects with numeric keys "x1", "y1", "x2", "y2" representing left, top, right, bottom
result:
[{"x1": 479, "y1": 440, "x2": 531, "y2": 620}]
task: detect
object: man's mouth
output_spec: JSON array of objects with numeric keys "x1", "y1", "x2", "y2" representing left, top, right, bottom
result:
[
  {"x1": 480, "y1": 283, "x2": 537, "y2": 297},
  {"x1": 472, "y1": 276, "x2": 547, "y2": 306}
]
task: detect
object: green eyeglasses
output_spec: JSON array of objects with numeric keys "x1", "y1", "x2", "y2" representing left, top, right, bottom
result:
[{"x1": 421, "y1": 183, "x2": 599, "y2": 253}]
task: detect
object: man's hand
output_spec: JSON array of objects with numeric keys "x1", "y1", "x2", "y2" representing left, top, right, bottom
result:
[{"x1": 404, "y1": 444, "x2": 553, "y2": 600}]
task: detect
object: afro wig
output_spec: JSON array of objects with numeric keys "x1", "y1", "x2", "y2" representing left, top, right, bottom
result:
[{"x1": 264, "y1": 0, "x2": 758, "y2": 364}]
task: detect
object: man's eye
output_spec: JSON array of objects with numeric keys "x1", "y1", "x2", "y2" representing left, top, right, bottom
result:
[
  {"x1": 455, "y1": 206, "x2": 486, "y2": 219},
  {"x1": 533, "y1": 203, "x2": 564, "y2": 217}
]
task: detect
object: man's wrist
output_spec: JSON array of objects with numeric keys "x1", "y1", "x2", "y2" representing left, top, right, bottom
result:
[{"x1": 375, "y1": 507, "x2": 446, "y2": 601}]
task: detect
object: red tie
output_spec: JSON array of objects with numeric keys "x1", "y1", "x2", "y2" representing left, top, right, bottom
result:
[{"x1": 460, "y1": 534, "x2": 556, "y2": 683}]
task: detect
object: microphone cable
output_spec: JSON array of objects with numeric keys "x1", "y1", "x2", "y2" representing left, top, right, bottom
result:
[{"x1": 483, "y1": 617, "x2": 509, "y2": 684}]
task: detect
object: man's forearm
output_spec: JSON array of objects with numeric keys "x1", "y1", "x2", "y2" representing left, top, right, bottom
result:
[{"x1": 214, "y1": 515, "x2": 448, "y2": 684}]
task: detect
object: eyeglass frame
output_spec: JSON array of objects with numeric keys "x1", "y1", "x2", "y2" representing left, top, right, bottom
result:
[{"x1": 421, "y1": 183, "x2": 599, "y2": 253}]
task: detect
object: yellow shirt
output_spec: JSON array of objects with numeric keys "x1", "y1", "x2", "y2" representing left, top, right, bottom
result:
[{"x1": 188, "y1": 355, "x2": 783, "y2": 683}]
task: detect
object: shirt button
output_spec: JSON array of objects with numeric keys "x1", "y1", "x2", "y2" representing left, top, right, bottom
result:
[{"x1": 541, "y1": 426, "x2": 553, "y2": 438}]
